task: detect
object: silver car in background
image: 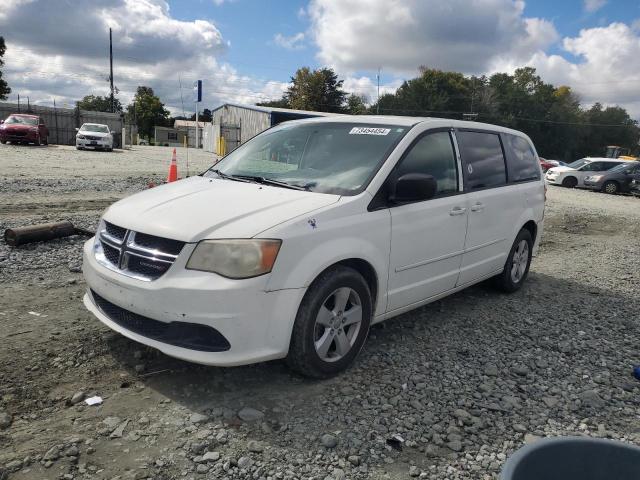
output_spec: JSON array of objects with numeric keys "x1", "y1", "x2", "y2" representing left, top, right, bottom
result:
[{"x1": 76, "y1": 123, "x2": 113, "y2": 151}]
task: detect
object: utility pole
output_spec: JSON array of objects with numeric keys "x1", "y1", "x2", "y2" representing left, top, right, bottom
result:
[
  {"x1": 109, "y1": 28, "x2": 114, "y2": 113},
  {"x1": 376, "y1": 67, "x2": 381, "y2": 115}
]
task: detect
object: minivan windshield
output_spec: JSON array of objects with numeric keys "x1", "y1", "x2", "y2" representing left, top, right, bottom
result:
[
  {"x1": 205, "y1": 122, "x2": 408, "y2": 195},
  {"x1": 81, "y1": 124, "x2": 109, "y2": 133},
  {"x1": 567, "y1": 158, "x2": 590, "y2": 169}
]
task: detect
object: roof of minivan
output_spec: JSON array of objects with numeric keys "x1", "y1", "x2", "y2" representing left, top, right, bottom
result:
[
  {"x1": 581, "y1": 157, "x2": 625, "y2": 162},
  {"x1": 283, "y1": 114, "x2": 529, "y2": 137}
]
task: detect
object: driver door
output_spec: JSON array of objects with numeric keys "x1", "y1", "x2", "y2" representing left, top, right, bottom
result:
[{"x1": 387, "y1": 130, "x2": 467, "y2": 312}]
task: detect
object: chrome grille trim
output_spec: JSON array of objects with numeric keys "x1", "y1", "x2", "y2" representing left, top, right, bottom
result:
[{"x1": 94, "y1": 223, "x2": 184, "y2": 281}]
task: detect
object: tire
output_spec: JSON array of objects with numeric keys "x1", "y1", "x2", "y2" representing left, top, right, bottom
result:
[
  {"x1": 562, "y1": 176, "x2": 578, "y2": 188},
  {"x1": 493, "y1": 229, "x2": 533, "y2": 293},
  {"x1": 43, "y1": 136, "x2": 48, "y2": 146},
  {"x1": 76, "y1": 146, "x2": 83, "y2": 150},
  {"x1": 286, "y1": 265, "x2": 372, "y2": 378},
  {"x1": 34, "y1": 136, "x2": 41, "y2": 146},
  {"x1": 602, "y1": 180, "x2": 619, "y2": 194},
  {"x1": 0, "y1": 140, "x2": 6, "y2": 144}
]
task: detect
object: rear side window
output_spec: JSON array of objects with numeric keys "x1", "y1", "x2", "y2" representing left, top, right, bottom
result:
[
  {"x1": 394, "y1": 131, "x2": 459, "y2": 196},
  {"x1": 457, "y1": 131, "x2": 506, "y2": 190},
  {"x1": 503, "y1": 134, "x2": 540, "y2": 182}
]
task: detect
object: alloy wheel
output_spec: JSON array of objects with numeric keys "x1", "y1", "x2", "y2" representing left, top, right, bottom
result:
[
  {"x1": 510, "y1": 240, "x2": 529, "y2": 283},
  {"x1": 313, "y1": 287, "x2": 362, "y2": 362}
]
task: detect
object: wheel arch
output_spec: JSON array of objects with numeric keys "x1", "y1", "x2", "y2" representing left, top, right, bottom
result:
[{"x1": 521, "y1": 220, "x2": 538, "y2": 244}]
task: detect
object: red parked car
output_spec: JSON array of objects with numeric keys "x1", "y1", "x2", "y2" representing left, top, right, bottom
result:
[
  {"x1": 0, "y1": 114, "x2": 48, "y2": 146},
  {"x1": 539, "y1": 157, "x2": 560, "y2": 172}
]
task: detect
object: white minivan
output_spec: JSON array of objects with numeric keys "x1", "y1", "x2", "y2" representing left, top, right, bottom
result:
[{"x1": 82, "y1": 116, "x2": 545, "y2": 377}]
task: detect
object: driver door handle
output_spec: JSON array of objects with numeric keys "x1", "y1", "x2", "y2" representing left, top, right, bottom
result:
[
  {"x1": 470, "y1": 202, "x2": 485, "y2": 212},
  {"x1": 449, "y1": 206, "x2": 467, "y2": 216}
]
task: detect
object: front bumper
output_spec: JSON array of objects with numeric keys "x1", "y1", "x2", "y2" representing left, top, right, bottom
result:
[
  {"x1": 545, "y1": 174, "x2": 560, "y2": 184},
  {"x1": 583, "y1": 179, "x2": 603, "y2": 190},
  {"x1": 1, "y1": 131, "x2": 37, "y2": 142},
  {"x1": 76, "y1": 138, "x2": 112, "y2": 149},
  {"x1": 82, "y1": 239, "x2": 305, "y2": 366}
]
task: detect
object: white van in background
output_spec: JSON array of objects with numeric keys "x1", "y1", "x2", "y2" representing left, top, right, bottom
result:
[{"x1": 82, "y1": 116, "x2": 545, "y2": 378}]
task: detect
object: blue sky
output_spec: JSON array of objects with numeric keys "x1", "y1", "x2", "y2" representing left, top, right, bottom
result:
[
  {"x1": 1, "y1": 0, "x2": 639, "y2": 117},
  {"x1": 166, "y1": 0, "x2": 640, "y2": 91}
]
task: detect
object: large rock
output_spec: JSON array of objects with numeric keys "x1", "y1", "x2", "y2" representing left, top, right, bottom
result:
[
  {"x1": 0, "y1": 412, "x2": 12, "y2": 430},
  {"x1": 237, "y1": 407, "x2": 264, "y2": 422}
]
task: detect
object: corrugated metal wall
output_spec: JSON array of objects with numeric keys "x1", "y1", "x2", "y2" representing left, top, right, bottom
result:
[
  {"x1": 212, "y1": 105, "x2": 270, "y2": 144},
  {"x1": 0, "y1": 102, "x2": 126, "y2": 147}
]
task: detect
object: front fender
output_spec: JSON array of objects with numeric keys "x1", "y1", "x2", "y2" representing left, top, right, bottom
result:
[{"x1": 262, "y1": 199, "x2": 391, "y2": 316}]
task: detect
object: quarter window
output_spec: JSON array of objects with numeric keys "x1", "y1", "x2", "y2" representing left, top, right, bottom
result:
[
  {"x1": 503, "y1": 134, "x2": 540, "y2": 182},
  {"x1": 394, "y1": 131, "x2": 458, "y2": 196},
  {"x1": 457, "y1": 131, "x2": 507, "y2": 189}
]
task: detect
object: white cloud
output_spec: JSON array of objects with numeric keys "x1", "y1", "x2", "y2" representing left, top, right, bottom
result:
[
  {"x1": 273, "y1": 32, "x2": 306, "y2": 50},
  {"x1": 584, "y1": 0, "x2": 607, "y2": 13},
  {"x1": 0, "y1": 0, "x2": 287, "y2": 112},
  {"x1": 308, "y1": 0, "x2": 558, "y2": 76},
  {"x1": 342, "y1": 76, "x2": 403, "y2": 104},
  {"x1": 515, "y1": 22, "x2": 640, "y2": 117}
]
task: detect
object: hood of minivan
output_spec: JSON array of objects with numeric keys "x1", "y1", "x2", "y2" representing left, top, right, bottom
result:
[{"x1": 103, "y1": 176, "x2": 340, "y2": 242}]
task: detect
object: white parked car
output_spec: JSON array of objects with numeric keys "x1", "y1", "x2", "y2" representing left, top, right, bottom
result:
[
  {"x1": 76, "y1": 123, "x2": 113, "y2": 151},
  {"x1": 545, "y1": 157, "x2": 624, "y2": 188},
  {"x1": 82, "y1": 116, "x2": 545, "y2": 377}
]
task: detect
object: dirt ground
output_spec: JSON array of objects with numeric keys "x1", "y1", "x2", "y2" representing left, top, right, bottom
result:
[{"x1": 1, "y1": 144, "x2": 640, "y2": 480}]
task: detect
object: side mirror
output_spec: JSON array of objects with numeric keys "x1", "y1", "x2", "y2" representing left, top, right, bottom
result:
[
  {"x1": 390, "y1": 173, "x2": 437, "y2": 203},
  {"x1": 0, "y1": 120, "x2": 4, "y2": 124},
  {"x1": 75, "y1": 127, "x2": 79, "y2": 131}
]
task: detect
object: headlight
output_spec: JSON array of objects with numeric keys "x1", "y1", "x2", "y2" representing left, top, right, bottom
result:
[
  {"x1": 590, "y1": 175, "x2": 603, "y2": 181},
  {"x1": 186, "y1": 239, "x2": 281, "y2": 279},
  {"x1": 77, "y1": 134, "x2": 85, "y2": 139}
]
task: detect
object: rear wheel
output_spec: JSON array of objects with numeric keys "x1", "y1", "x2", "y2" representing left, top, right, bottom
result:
[
  {"x1": 286, "y1": 266, "x2": 372, "y2": 378},
  {"x1": 493, "y1": 229, "x2": 533, "y2": 293},
  {"x1": 562, "y1": 176, "x2": 578, "y2": 188},
  {"x1": 603, "y1": 181, "x2": 619, "y2": 194},
  {"x1": 0, "y1": 140, "x2": 6, "y2": 144}
]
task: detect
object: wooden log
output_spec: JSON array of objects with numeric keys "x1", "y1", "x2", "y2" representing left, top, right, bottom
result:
[{"x1": 4, "y1": 221, "x2": 78, "y2": 246}]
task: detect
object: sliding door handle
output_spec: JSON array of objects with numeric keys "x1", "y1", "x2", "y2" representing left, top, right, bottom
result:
[
  {"x1": 449, "y1": 206, "x2": 467, "y2": 216},
  {"x1": 470, "y1": 202, "x2": 485, "y2": 212}
]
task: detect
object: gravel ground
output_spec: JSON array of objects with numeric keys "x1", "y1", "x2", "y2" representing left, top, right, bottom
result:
[{"x1": 1, "y1": 143, "x2": 640, "y2": 480}]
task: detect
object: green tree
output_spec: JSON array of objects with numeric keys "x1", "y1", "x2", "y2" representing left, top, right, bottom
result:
[
  {"x1": 0, "y1": 36, "x2": 11, "y2": 100},
  {"x1": 370, "y1": 68, "x2": 472, "y2": 117},
  {"x1": 126, "y1": 86, "x2": 169, "y2": 140},
  {"x1": 256, "y1": 98, "x2": 290, "y2": 108},
  {"x1": 77, "y1": 94, "x2": 123, "y2": 113},
  {"x1": 283, "y1": 67, "x2": 347, "y2": 112},
  {"x1": 346, "y1": 94, "x2": 368, "y2": 114}
]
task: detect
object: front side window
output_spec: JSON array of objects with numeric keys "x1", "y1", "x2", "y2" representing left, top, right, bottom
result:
[
  {"x1": 394, "y1": 131, "x2": 458, "y2": 196},
  {"x1": 568, "y1": 159, "x2": 590, "y2": 169},
  {"x1": 206, "y1": 122, "x2": 408, "y2": 195},
  {"x1": 457, "y1": 131, "x2": 507, "y2": 190},
  {"x1": 503, "y1": 134, "x2": 540, "y2": 182}
]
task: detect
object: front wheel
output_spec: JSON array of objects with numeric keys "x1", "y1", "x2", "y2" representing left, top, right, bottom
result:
[
  {"x1": 602, "y1": 181, "x2": 619, "y2": 194},
  {"x1": 562, "y1": 176, "x2": 578, "y2": 188},
  {"x1": 34, "y1": 136, "x2": 41, "y2": 146},
  {"x1": 493, "y1": 229, "x2": 533, "y2": 293},
  {"x1": 286, "y1": 266, "x2": 372, "y2": 378}
]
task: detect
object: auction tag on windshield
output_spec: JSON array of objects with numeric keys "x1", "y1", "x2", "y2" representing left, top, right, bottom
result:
[{"x1": 349, "y1": 127, "x2": 391, "y2": 135}]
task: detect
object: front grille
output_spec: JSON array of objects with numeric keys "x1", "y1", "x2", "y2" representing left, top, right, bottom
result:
[
  {"x1": 105, "y1": 222, "x2": 126, "y2": 241},
  {"x1": 91, "y1": 290, "x2": 230, "y2": 352},
  {"x1": 95, "y1": 222, "x2": 185, "y2": 281},
  {"x1": 85, "y1": 135, "x2": 101, "y2": 141},
  {"x1": 9, "y1": 131, "x2": 27, "y2": 137}
]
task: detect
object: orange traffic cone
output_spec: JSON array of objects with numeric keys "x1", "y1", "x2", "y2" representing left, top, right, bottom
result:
[{"x1": 167, "y1": 148, "x2": 178, "y2": 183}]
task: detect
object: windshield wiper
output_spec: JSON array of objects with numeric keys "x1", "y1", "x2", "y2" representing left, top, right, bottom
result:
[
  {"x1": 210, "y1": 169, "x2": 252, "y2": 183},
  {"x1": 233, "y1": 175, "x2": 309, "y2": 191}
]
